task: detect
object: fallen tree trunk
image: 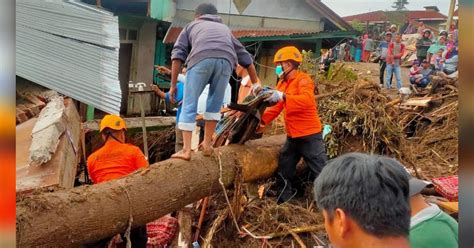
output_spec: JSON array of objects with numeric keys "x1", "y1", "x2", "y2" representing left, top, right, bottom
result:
[{"x1": 16, "y1": 135, "x2": 286, "y2": 247}]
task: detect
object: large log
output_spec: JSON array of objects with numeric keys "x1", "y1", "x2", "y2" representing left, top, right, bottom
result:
[{"x1": 16, "y1": 135, "x2": 286, "y2": 247}]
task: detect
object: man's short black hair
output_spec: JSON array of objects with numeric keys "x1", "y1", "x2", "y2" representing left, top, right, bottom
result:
[
  {"x1": 195, "y1": 3, "x2": 218, "y2": 16},
  {"x1": 313, "y1": 152, "x2": 410, "y2": 238}
]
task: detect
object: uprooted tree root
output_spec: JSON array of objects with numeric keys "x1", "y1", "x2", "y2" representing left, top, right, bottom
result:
[{"x1": 199, "y1": 190, "x2": 327, "y2": 248}]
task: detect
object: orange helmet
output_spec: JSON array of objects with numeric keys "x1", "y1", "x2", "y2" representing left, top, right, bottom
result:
[
  {"x1": 99, "y1": 114, "x2": 127, "y2": 132},
  {"x1": 273, "y1": 46, "x2": 303, "y2": 64}
]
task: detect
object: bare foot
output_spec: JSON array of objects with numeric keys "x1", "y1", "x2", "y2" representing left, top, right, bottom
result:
[
  {"x1": 198, "y1": 143, "x2": 214, "y2": 157},
  {"x1": 171, "y1": 149, "x2": 192, "y2": 161}
]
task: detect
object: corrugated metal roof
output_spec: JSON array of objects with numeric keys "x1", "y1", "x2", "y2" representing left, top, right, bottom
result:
[
  {"x1": 16, "y1": 0, "x2": 121, "y2": 114},
  {"x1": 163, "y1": 20, "x2": 315, "y2": 44},
  {"x1": 163, "y1": 0, "x2": 353, "y2": 44},
  {"x1": 343, "y1": 10, "x2": 447, "y2": 23}
]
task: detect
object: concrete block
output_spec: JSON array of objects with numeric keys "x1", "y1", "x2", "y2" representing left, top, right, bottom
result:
[{"x1": 28, "y1": 96, "x2": 66, "y2": 166}]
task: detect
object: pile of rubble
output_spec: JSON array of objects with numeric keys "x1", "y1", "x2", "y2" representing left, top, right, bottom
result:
[
  {"x1": 16, "y1": 77, "x2": 57, "y2": 124},
  {"x1": 195, "y1": 59, "x2": 458, "y2": 247}
]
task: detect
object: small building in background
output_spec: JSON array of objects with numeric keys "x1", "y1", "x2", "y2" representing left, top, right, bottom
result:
[
  {"x1": 343, "y1": 7, "x2": 448, "y2": 38},
  {"x1": 163, "y1": 0, "x2": 355, "y2": 91},
  {"x1": 80, "y1": 0, "x2": 355, "y2": 115}
]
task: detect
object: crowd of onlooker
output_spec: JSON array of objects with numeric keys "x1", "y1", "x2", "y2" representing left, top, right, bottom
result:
[
  {"x1": 410, "y1": 22, "x2": 459, "y2": 90},
  {"x1": 324, "y1": 20, "x2": 459, "y2": 90}
]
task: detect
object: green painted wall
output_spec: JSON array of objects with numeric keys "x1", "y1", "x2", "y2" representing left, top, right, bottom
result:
[
  {"x1": 118, "y1": 15, "x2": 146, "y2": 29},
  {"x1": 150, "y1": 0, "x2": 174, "y2": 21}
]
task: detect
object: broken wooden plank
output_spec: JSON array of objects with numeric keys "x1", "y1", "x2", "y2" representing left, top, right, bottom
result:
[
  {"x1": 17, "y1": 104, "x2": 33, "y2": 118},
  {"x1": 23, "y1": 93, "x2": 46, "y2": 109},
  {"x1": 16, "y1": 98, "x2": 81, "y2": 194},
  {"x1": 401, "y1": 97, "x2": 432, "y2": 107},
  {"x1": 170, "y1": 209, "x2": 193, "y2": 248},
  {"x1": 386, "y1": 98, "x2": 401, "y2": 107},
  {"x1": 16, "y1": 135, "x2": 285, "y2": 247},
  {"x1": 83, "y1": 116, "x2": 176, "y2": 132},
  {"x1": 16, "y1": 108, "x2": 29, "y2": 124}
]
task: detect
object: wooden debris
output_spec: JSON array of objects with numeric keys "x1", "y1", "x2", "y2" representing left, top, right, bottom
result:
[
  {"x1": 400, "y1": 97, "x2": 432, "y2": 107},
  {"x1": 267, "y1": 225, "x2": 325, "y2": 239},
  {"x1": 16, "y1": 108, "x2": 29, "y2": 124},
  {"x1": 83, "y1": 116, "x2": 175, "y2": 132},
  {"x1": 16, "y1": 98, "x2": 81, "y2": 194}
]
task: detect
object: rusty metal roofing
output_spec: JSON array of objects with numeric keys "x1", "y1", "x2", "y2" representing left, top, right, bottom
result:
[
  {"x1": 163, "y1": 26, "x2": 314, "y2": 44},
  {"x1": 343, "y1": 10, "x2": 447, "y2": 23},
  {"x1": 163, "y1": 0, "x2": 352, "y2": 44},
  {"x1": 16, "y1": 0, "x2": 121, "y2": 114}
]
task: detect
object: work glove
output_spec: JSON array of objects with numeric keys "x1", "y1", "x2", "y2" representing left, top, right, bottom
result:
[
  {"x1": 264, "y1": 90, "x2": 284, "y2": 106},
  {"x1": 251, "y1": 83, "x2": 264, "y2": 96},
  {"x1": 322, "y1": 124, "x2": 332, "y2": 139}
]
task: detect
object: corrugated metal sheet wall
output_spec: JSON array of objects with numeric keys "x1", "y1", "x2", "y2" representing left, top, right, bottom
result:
[{"x1": 16, "y1": 0, "x2": 122, "y2": 114}]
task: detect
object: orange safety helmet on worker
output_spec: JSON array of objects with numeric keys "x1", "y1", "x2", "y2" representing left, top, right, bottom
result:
[
  {"x1": 87, "y1": 114, "x2": 148, "y2": 184},
  {"x1": 273, "y1": 46, "x2": 303, "y2": 64},
  {"x1": 259, "y1": 46, "x2": 327, "y2": 204}
]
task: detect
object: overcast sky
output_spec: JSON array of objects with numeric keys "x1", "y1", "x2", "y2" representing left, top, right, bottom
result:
[{"x1": 322, "y1": 0, "x2": 451, "y2": 17}]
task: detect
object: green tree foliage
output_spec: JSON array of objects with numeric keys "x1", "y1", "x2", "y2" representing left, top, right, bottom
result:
[
  {"x1": 392, "y1": 0, "x2": 409, "y2": 10},
  {"x1": 350, "y1": 19, "x2": 365, "y2": 33}
]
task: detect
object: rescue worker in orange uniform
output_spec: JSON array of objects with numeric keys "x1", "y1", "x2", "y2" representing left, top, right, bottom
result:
[
  {"x1": 258, "y1": 46, "x2": 328, "y2": 204},
  {"x1": 85, "y1": 114, "x2": 148, "y2": 248}
]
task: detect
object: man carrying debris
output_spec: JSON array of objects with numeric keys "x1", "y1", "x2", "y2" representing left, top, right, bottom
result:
[
  {"x1": 257, "y1": 46, "x2": 327, "y2": 204},
  {"x1": 85, "y1": 114, "x2": 148, "y2": 247},
  {"x1": 408, "y1": 177, "x2": 458, "y2": 247},
  {"x1": 314, "y1": 153, "x2": 411, "y2": 248},
  {"x1": 169, "y1": 3, "x2": 260, "y2": 161}
]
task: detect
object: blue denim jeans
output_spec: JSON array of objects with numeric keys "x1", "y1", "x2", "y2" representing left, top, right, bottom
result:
[
  {"x1": 178, "y1": 58, "x2": 232, "y2": 131},
  {"x1": 410, "y1": 77, "x2": 430, "y2": 88},
  {"x1": 385, "y1": 64, "x2": 402, "y2": 89}
]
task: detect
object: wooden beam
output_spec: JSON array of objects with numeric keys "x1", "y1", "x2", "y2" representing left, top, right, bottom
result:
[
  {"x1": 401, "y1": 97, "x2": 433, "y2": 107},
  {"x1": 83, "y1": 116, "x2": 175, "y2": 132}
]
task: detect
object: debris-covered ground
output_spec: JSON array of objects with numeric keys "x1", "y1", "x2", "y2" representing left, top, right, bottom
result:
[{"x1": 191, "y1": 56, "x2": 458, "y2": 247}]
